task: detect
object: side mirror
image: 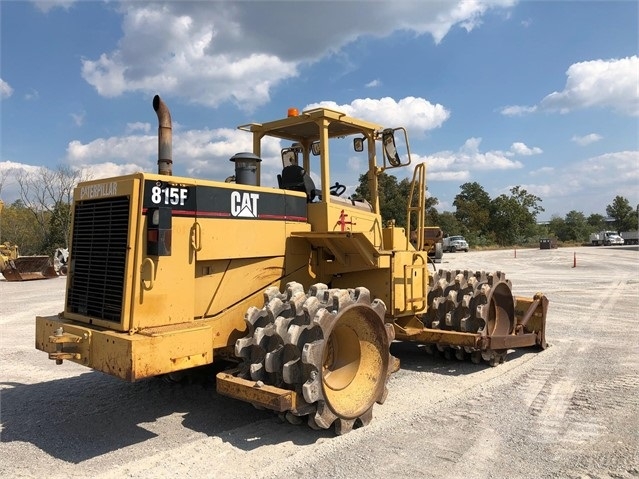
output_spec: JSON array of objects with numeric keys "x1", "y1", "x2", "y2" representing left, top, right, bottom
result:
[
  {"x1": 381, "y1": 128, "x2": 411, "y2": 168},
  {"x1": 311, "y1": 141, "x2": 321, "y2": 156},
  {"x1": 353, "y1": 137, "x2": 365, "y2": 152}
]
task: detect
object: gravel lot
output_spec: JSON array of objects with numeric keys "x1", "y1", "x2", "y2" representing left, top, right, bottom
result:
[{"x1": 1, "y1": 246, "x2": 638, "y2": 478}]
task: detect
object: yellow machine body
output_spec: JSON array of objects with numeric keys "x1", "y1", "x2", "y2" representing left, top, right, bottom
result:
[
  {"x1": 35, "y1": 106, "x2": 434, "y2": 380},
  {"x1": 36, "y1": 100, "x2": 547, "y2": 434}
]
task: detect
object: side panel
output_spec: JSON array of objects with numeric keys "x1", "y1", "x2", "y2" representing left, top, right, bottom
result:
[
  {"x1": 135, "y1": 179, "x2": 310, "y2": 331},
  {"x1": 194, "y1": 256, "x2": 286, "y2": 318},
  {"x1": 195, "y1": 183, "x2": 307, "y2": 260},
  {"x1": 307, "y1": 202, "x2": 383, "y2": 246},
  {"x1": 134, "y1": 178, "x2": 197, "y2": 329}
]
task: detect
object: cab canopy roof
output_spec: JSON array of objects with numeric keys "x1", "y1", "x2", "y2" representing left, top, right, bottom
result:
[{"x1": 238, "y1": 108, "x2": 383, "y2": 143}]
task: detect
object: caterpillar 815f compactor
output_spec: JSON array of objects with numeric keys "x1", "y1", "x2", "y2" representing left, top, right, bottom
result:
[{"x1": 36, "y1": 96, "x2": 548, "y2": 434}]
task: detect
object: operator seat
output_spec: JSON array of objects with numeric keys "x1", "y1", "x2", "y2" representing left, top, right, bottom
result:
[{"x1": 277, "y1": 165, "x2": 317, "y2": 202}]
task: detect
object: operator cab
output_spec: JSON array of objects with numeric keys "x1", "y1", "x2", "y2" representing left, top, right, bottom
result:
[
  {"x1": 275, "y1": 123, "x2": 410, "y2": 210},
  {"x1": 278, "y1": 143, "x2": 348, "y2": 203},
  {"x1": 238, "y1": 107, "x2": 412, "y2": 213}
]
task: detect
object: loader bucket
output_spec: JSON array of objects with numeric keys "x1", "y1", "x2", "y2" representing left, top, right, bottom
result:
[{"x1": 1, "y1": 256, "x2": 58, "y2": 281}]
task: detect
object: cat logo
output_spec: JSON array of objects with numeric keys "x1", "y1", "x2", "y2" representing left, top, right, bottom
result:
[{"x1": 231, "y1": 191, "x2": 259, "y2": 218}]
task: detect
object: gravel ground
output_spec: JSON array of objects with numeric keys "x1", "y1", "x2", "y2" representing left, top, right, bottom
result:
[{"x1": 1, "y1": 246, "x2": 638, "y2": 478}]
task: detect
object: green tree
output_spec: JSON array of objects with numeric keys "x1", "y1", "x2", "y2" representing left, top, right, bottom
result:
[
  {"x1": 435, "y1": 212, "x2": 464, "y2": 239},
  {"x1": 355, "y1": 172, "x2": 442, "y2": 232},
  {"x1": 606, "y1": 196, "x2": 635, "y2": 231},
  {"x1": 15, "y1": 164, "x2": 85, "y2": 253},
  {"x1": 489, "y1": 195, "x2": 518, "y2": 245},
  {"x1": 453, "y1": 182, "x2": 491, "y2": 235},
  {"x1": 535, "y1": 222, "x2": 551, "y2": 240},
  {"x1": 425, "y1": 195, "x2": 439, "y2": 227},
  {"x1": 489, "y1": 186, "x2": 544, "y2": 246},
  {"x1": 44, "y1": 201, "x2": 72, "y2": 252},
  {"x1": 587, "y1": 213, "x2": 607, "y2": 232},
  {"x1": 356, "y1": 172, "x2": 415, "y2": 228},
  {"x1": 0, "y1": 200, "x2": 42, "y2": 254},
  {"x1": 548, "y1": 215, "x2": 567, "y2": 241},
  {"x1": 563, "y1": 210, "x2": 589, "y2": 242}
]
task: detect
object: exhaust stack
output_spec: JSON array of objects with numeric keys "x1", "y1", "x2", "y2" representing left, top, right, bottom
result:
[{"x1": 153, "y1": 95, "x2": 172, "y2": 176}]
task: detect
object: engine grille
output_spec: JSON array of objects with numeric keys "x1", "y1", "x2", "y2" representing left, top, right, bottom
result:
[{"x1": 67, "y1": 196, "x2": 130, "y2": 324}]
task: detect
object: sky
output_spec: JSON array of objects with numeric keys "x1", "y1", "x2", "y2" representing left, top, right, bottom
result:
[{"x1": 1, "y1": 0, "x2": 637, "y2": 222}]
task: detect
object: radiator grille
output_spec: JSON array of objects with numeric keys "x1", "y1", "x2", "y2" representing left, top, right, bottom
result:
[{"x1": 67, "y1": 196, "x2": 130, "y2": 324}]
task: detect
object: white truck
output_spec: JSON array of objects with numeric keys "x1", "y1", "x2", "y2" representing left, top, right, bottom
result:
[
  {"x1": 442, "y1": 235, "x2": 469, "y2": 253},
  {"x1": 589, "y1": 230, "x2": 624, "y2": 246},
  {"x1": 620, "y1": 231, "x2": 639, "y2": 245}
]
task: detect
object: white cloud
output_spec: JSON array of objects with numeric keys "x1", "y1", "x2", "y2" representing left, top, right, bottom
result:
[
  {"x1": 571, "y1": 133, "x2": 603, "y2": 146},
  {"x1": 0, "y1": 160, "x2": 40, "y2": 176},
  {"x1": 81, "y1": 1, "x2": 515, "y2": 109},
  {"x1": 429, "y1": 170, "x2": 471, "y2": 182},
  {"x1": 419, "y1": 137, "x2": 523, "y2": 180},
  {"x1": 66, "y1": 135, "x2": 156, "y2": 169},
  {"x1": 540, "y1": 56, "x2": 639, "y2": 116},
  {"x1": 63, "y1": 127, "x2": 285, "y2": 186},
  {"x1": 365, "y1": 79, "x2": 381, "y2": 88},
  {"x1": 305, "y1": 97, "x2": 450, "y2": 134},
  {"x1": 82, "y1": 162, "x2": 146, "y2": 180},
  {"x1": 578, "y1": 150, "x2": 639, "y2": 187},
  {"x1": 181, "y1": 129, "x2": 283, "y2": 180},
  {"x1": 126, "y1": 122, "x2": 152, "y2": 134},
  {"x1": 519, "y1": 150, "x2": 639, "y2": 215},
  {"x1": 500, "y1": 56, "x2": 638, "y2": 117},
  {"x1": 0, "y1": 79, "x2": 13, "y2": 99},
  {"x1": 499, "y1": 105, "x2": 537, "y2": 116},
  {"x1": 423, "y1": 0, "x2": 516, "y2": 42},
  {"x1": 510, "y1": 142, "x2": 542, "y2": 156},
  {"x1": 82, "y1": 51, "x2": 297, "y2": 112},
  {"x1": 529, "y1": 166, "x2": 555, "y2": 176},
  {"x1": 0, "y1": 161, "x2": 49, "y2": 203},
  {"x1": 32, "y1": 0, "x2": 75, "y2": 13}
]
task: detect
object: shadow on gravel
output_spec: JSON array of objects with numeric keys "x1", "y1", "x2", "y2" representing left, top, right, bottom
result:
[
  {"x1": 390, "y1": 340, "x2": 544, "y2": 376},
  {"x1": 0, "y1": 365, "x2": 326, "y2": 463}
]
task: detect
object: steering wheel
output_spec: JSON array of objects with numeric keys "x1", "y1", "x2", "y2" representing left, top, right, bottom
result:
[{"x1": 330, "y1": 182, "x2": 346, "y2": 197}]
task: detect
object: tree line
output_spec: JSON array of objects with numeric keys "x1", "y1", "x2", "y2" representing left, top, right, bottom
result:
[
  {"x1": 545, "y1": 196, "x2": 638, "y2": 243},
  {"x1": 0, "y1": 166, "x2": 85, "y2": 255},
  {"x1": 355, "y1": 173, "x2": 638, "y2": 247}
]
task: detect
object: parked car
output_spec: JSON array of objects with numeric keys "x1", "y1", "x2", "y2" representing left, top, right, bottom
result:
[{"x1": 442, "y1": 235, "x2": 469, "y2": 253}]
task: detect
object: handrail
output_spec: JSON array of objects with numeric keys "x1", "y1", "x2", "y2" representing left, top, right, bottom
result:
[{"x1": 406, "y1": 163, "x2": 426, "y2": 250}]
